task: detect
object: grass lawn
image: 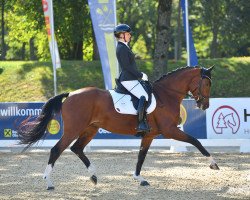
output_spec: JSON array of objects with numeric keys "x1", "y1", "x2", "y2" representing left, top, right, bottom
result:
[{"x1": 0, "y1": 57, "x2": 249, "y2": 102}]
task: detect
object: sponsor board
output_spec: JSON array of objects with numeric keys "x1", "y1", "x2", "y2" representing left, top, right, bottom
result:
[
  {"x1": 0, "y1": 103, "x2": 62, "y2": 140},
  {"x1": 206, "y1": 98, "x2": 250, "y2": 139},
  {"x1": 95, "y1": 99, "x2": 207, "y2": 139},
  {"x1": 0, "y1": 100, "x2": 206, "y2": 142}
]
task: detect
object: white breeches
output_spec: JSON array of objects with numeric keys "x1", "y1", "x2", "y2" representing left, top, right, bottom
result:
[{"x1": 121, "y1": 80, "x2": 148, "y2": 101}]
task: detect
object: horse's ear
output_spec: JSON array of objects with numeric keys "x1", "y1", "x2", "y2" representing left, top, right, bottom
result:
[{"x1": 208, "y1": 65, "x2": 215, "y2": 71}]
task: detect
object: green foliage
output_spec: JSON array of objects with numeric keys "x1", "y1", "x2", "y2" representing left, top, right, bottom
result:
[
  {"x1": 0, "y1": 0, "x2": 249, "y2": 61},
  {"x1": 117, "y1": 0, "x2": 158, "y2": 57},
  {"x1": 132, "y1": 35, "x2": 150, "y2": 59},
  {"x1": 0, "y1": 57, "x2": 249, "y2": 102}
]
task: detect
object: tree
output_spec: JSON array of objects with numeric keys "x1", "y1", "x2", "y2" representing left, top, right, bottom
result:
[
  {"x1": 221, "y1": 0, "x2": 250, "y2": 57},
  {"x1": 53, "y1": 0, "x2": 91, "y2": 60},
  {"x1": 200, "y1": 0, "x2": 226, "y2": 58},
  {"x1": 153, "y1": 0, "x2": 173, "y2": 80},
  {"x1": 4, "y1": 0, "x2": 43, "y2": 60},
  {"x1": 1, "y1": 0, "x2": 6, "y2": 60},
  {"x1": 117, "y1": 0, "x2": 158, "y2": 59}
]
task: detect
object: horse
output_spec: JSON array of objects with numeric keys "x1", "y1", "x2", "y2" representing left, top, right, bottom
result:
[{"x1": 17, "y1": 66, "x2": 219, "y2": 190}]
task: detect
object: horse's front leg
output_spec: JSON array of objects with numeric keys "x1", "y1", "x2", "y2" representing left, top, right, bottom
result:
[
  {"x1": 164, "y1": 126, "x2": 219, "y2": 170},
  {"x1": 133, "y1": 136, "x2": 154, "y2": 186}
]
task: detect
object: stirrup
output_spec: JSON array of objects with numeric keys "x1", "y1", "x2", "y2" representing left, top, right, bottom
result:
[{"x1": 136, "y1": 121, "x2": 150, "y2": 133}]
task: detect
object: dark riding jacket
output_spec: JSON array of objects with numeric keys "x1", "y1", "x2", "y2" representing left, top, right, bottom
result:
[{"x1": 116, "y1": 41, "x2": 143, "y2": 81}]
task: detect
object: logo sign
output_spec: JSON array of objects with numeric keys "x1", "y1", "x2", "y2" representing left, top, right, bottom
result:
[
  {"x1": 212, "y1": 106, "x2": 240, "y2": 134},
  {"x1": 47, "y1": 119, "x2": 60, "y2": 135},
  {"x1": 207, "y1": 98, "x2": 250, "y2": 139},
  {"x1": 179, "y1": 104, "x2": 187, "y2": 125},
  {"x1": 4, "y1": 129, "x2": 12, "y2": 137},
  {"x1": 0, "y1": 103, "x2": 63, "y2": 140}
]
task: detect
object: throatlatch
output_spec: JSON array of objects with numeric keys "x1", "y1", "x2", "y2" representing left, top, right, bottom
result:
[{"x1": 136, "y1": 96, "x2": 150, "y2": 135}]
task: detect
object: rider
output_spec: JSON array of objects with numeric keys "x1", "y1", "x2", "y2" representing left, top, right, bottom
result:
[{"x1": 114, "y1": 24, "x2": 150, "y2": 134}]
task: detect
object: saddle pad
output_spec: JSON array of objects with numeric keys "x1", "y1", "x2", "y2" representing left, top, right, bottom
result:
[{"x1": 109, "y1": 90, "x2": 156, "y2": 115}]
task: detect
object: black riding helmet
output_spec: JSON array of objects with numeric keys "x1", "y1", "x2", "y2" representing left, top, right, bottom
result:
[{"x1": 114, "y1": 24, "x2": 132, "y2": 38}]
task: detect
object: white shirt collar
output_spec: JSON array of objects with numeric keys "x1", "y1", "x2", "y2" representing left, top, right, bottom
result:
[{"x1": 119, "y1": 40, "x2": 129, "y2": 48}]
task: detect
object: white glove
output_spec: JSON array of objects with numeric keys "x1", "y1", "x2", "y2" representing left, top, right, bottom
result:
[{"x1": 141, "y1": 72, "x2": 148, "y2": 81}]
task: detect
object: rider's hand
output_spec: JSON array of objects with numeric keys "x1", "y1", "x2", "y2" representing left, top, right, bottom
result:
[{"x1": 141, "y1": 72, "x2": 148, "y2": 81}]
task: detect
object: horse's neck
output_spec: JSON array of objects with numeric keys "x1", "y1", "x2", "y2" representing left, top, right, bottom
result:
[
  {"x1": 160, "y1": 71, "x2": 193, "y2": 93},
  {"x1": 153, "y1": 68, "x2": 199, "y2": 102}
]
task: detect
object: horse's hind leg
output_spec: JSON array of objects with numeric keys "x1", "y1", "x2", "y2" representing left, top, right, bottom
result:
[
  {"x1": 165, "y1": 127, "x2": 219, "y2": 170},
  {"x1": 70, "y1": 125, "x2": 98, "y2": 185},
  {"x1": 43, "y1": 134, "x2": 77, "y2": 190}
]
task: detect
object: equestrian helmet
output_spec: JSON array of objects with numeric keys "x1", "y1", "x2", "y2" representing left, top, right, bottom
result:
[{"x1": 114, "y1": 24, "x2": 131, "y2": 38}]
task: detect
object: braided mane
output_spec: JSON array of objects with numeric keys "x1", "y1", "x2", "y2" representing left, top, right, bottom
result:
[{"x1": 154, "y1": 66, "x2": 200, "y2": 83}]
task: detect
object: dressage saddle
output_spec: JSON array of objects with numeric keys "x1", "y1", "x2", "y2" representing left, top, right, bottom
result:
[{"x1": 114, "y1": 78, "x2": 152, "y2": 136}]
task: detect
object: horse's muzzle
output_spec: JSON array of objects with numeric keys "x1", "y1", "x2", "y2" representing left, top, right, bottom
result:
[{"x1": 197, "y1": 99, "x2": 209, "y2": 110}]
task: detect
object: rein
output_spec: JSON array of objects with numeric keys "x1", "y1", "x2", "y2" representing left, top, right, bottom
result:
[
  {"x1": 154, "y1": 82, "x2": 192, "y2": 98},
  {"x1": 153, "y1": 73, "x2": 211, "y2": 103},
  {"x1": 152, "y1": 67, "x2": 213, "y2": 106}
]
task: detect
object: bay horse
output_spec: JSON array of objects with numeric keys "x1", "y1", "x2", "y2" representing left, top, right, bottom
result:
[{"x1": 18, "y1": 66, "x2": 219, "y2": 190}]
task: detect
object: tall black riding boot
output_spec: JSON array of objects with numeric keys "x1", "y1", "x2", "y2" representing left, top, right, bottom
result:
[{"x1": 136, "y1": 96, "x2": 150, "y2": 133}]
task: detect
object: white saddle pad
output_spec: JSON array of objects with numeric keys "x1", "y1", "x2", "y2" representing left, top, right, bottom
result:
[{"x1": 109, "y1": 90, "x2": 156, "y2": 115}]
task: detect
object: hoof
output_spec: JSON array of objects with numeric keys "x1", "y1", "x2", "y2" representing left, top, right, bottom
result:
[
  {"x1": 210, "y1": 163, "x2": 220, "y2": 170},
  {"x1": 90, "y1": 175, "x2": 97, "y2": 185},
  {"x1": 140, "y1": 180, "x2": 150, "y2": 186},
  {"x1": 47, "y1": 186, "x2": 55, "y2": 190}
]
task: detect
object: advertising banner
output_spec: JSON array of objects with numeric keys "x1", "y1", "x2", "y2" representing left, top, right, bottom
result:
[
  {"x1": 182, "y1": 100, "x2": 207, "y2": 139},
  {"x1": 88, "y1": 0, "x2": 118, "y2": 89},
  {"x1": 206, "y1": 98, "x2": 250, "y2": 139},
  {"x1": 95, "y1": 99, "x2": 207, "y2": 139},
  {"x1": 180, "y1": 0, "x2": 198, "y2": 66},
  {"x1": 0, "y1": 103, "x2": 62, "y2": 140},
  {"x1": 42, "y1": 0, "x2": 61, "y2": 69},
  {"x1": 0, "y1": 100, "x2": 206, "y2": 144}
]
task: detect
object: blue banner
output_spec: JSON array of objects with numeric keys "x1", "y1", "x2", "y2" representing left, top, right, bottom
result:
[
  {"x1": 88, "y1": 0, "x2": 118, "y2": 89},
  {"x1": 0, "y1": 103, "x2": 63, "y2": 140},
  {"x1": 95, "y1": 99, "x2": 207, "y2": 139},
  {"x1": 0, "y1": 100, "x2": 206, "y2": 142},
  {"x1": 182, "y1": 100, "x2": 206, "y2": 139},
  {"x1": 180, "y1": 0, "x2": 198, "y2": 66}
]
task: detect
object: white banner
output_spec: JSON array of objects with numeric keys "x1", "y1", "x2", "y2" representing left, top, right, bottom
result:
[
  {"x1": 42, "y1": 0, "x2": 61, "y2": 69},
  {"x1": 206, "y1": 98, "x2": 250, "y2": 139}
]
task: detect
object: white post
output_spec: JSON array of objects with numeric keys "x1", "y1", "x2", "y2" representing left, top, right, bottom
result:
[
  {"x1": 50, "y1": 0, "x2": 57, "y2": 96},
  {"x1": 113, "y1": 0, "x2": 119, "y2": 75},
  {"x1": 185, "y1": 0, "x2": 190, "y2": 67}
]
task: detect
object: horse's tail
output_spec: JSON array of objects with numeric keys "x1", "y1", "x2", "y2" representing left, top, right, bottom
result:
[{"x1": 17, "y1": 93, "x2": 69, "y2": 152}]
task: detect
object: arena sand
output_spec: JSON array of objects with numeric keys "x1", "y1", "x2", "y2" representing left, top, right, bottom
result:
[{"x1": 0, "y1": 150, "x2": 249, "y2": 200}]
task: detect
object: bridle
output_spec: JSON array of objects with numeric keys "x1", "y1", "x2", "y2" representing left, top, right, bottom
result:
[
  {"x1": 191, "y1": 69, "x2": 212, "y2": 104},
  {"x1": 153, "y1": 67, "x2": 213, "y2": 104}
]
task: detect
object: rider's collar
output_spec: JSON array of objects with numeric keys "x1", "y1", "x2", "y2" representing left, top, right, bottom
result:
[{"x1": 119, "y1": 40, "x2": 129, "y2": 48}]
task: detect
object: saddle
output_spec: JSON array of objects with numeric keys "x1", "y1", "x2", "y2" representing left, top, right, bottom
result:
[{"x1": 109, "y1": 79, "x2": 156, "y2": 115}]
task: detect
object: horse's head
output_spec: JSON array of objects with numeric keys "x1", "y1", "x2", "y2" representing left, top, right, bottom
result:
[{"x1": 189, "y1": 66, "x2": 214, "y2": 110}]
